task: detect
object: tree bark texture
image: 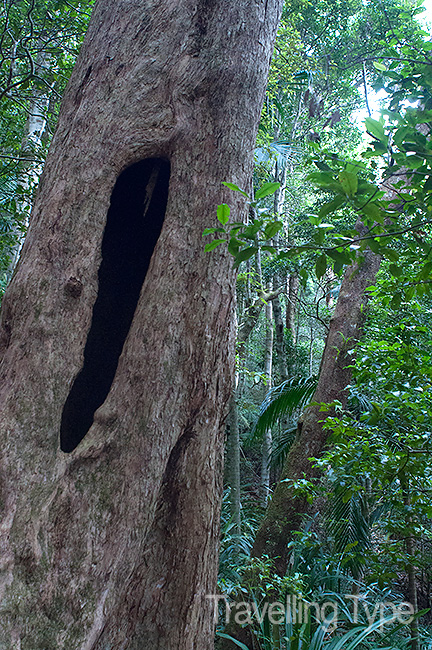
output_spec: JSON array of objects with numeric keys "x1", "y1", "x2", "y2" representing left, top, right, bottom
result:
[
  {"x1": 0, "y1": 1, "x2": 283, "y2": 648},
  {"x1": 252, "y1": 231, "x2": 381, "y2": 575}
]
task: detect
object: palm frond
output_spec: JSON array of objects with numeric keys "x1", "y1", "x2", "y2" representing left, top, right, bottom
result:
[
  {"x1": 269, "y1": 427, "x2": 297, "y2": 470},
  {"x1": 255, "y1": 140, "x2": 303, "y2": 170},
  {"x1": 250, "y1": 375, "x2": 318, "y2": 442}
]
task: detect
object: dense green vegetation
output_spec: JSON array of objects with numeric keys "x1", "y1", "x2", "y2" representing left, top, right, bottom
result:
[{"x1": 1, "y1": 1, "x2": 432, "y2": 648}]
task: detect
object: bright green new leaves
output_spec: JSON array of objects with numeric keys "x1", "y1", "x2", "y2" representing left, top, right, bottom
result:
[
  {"x1": 217, "y1": 203, "x2": 230, "y2": 225},
  {"x1": 254, "y1": 182, "x2": 281, "y2": 200}
]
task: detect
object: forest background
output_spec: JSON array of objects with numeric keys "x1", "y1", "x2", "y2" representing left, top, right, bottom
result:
[{"x1": 1, "y1": 0, "x2": 432, "y2": 649}]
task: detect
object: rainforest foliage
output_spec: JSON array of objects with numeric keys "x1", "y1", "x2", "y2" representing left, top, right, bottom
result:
[{"x1": 1, "y1": 0, "x2": 432, "y2": 648}]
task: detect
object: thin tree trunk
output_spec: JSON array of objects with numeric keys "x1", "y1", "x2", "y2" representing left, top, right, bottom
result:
[
  {"x1": 226, "y1": 392, "x2": 242, "y2": 537},
  {"x1": 273, "y1": 293, "x2": 288, "y2": 382},
  {"x1": 252, "y1": 224, "x2": 381, "y2": 574},
  {"x1": 261, "y1": 300, "x2": 273, "y2": 507},
  {"x1": 401, "y1": 476, "x2": 419, "y2": 650},
  {"x1": 7, "y1": 51, "x2": 51, "y2": 279},
  {"x1": 0, "y1": 1, "x2": 283, "y2": 647},
  {"x1": 225, "y1": 286, "x2": 283, "y2": 542},
  {"x1": 286, "y1": 274, "x2": 299, "y2": 344}
]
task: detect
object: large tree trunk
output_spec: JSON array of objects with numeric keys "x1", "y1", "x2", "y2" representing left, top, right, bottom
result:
[
  {"x1": 0, "y1": 1, "x2": 283, "y2": 648},
  {"x1": 252, "y1": 226, "x2": 381, "y2": 575}
]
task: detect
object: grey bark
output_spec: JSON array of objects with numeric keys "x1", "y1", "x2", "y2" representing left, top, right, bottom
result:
[{"x1": 0, "y1": 0, "x2": 283, "y2": 648}]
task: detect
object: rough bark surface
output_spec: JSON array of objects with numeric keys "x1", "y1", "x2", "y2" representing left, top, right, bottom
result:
[
  {"x1": 0, "y1": 1, "x2": 283, "y2": 648},
  {"x1": 252, "y1": 232, "x2": 382, "y2": 575}
]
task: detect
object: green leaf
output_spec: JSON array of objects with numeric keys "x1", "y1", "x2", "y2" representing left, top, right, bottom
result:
[
  {"x1": 204, "y1": 238, "x2": 225, "y2": 252},
  {"x1": 217, "y1": 203, "x2": 230, "y2": 225},
  {"x1": 420, "y1": 261, "x2": 432, "y2": 280},
  {"x1": 389, "y1": 263, "x2": 402, "y2": 278},
  {"x1": 228, "y1": 238, "x2": 242, "y2": 256},
  {"x1": 372, "y1": 61, "x2": 387, "y2": 71},
  {"x1": 315, "y1": 253, "x2": 327, "y2": 279},
  {"x1": 423, "y1": 175, "x2": 432, "y2": 192},
  {"x1": 255, "y1": 182, "x2": 280, "y2": 200},
  {"x1": 315, "y1": 161, "x2": 333, "y2": 171},
  {"x1": 390, "y1": 293, "x2": 402, "y2": 310},
  {"x1": 365, "y1": 117, "x2": 386, "y2": 142},
  {"x1": 405, "y1": 155, "x2": 424, "y2": 169},
  {"x1": 222, "y1": 181, "x2": 249, "y2": 198},
  {"x1": 383, "y1": 248, "x2": 399, "y2": 262},
  {"x1": 251, "y1": 376, "x2": 317, "y2": 441},
  {"x1": 216, "y1": 633, "x2": 250, "y2": 650},
  {"x1": 361, "y1": 201, "x2": 384, "y2": 223},
  {"x1": 264, "y1": 220, "x2": 283, "y2": 240},
  {"x1": 338, "y1": 171, "x2": 358, "y2": 198},
  {"x1": 319, "y1": 195, "x2": 345, "y2": 218},
  {"x1": 234, "y1": 246, "x2": 258, "y2": 267}
]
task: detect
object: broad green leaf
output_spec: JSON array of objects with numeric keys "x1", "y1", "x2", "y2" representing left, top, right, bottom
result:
[
  {"x1": 389, "y1": 263, "x2": 402, "y2": 278},
  {"x1": 222, "y1": 181, "x2": 249, "y2": 198},
  {"x1": 202, "y1": 227, "x2": 224, "y2": 236},
  {"x1": 405, "y1": 155, "x2": 424, "y2": 169},
  {"x1": 255, "y1": 182, "x2": 280, "y2": 200},
  {"x1": 318, "y1": 195, "x2": 345, "y2": 218},
  {"x1": 315, "y1": 253, "x2": 327, "y2": 279},
  {"x1": 204, "y1": 239, "x2": 225, "y2": 252},
  {"x1": 390, "y1": 293, "x2": 402, "y2": 310},
  {"x1": 365, "y1": 117, "x2": 386, "y2": 142},
  {"x1": 315, "y1": 161, "x2": 333, "y2": 171},
  {"x1": 242, "y1": 220, "x2": 263, "y2": 239},
  {"x1": 383, "y1": 248, "x2": 399, "y2": 262},
  {"x1": 228, "y1": 238, "x2": 242, "y2": 256},
  {"x1": 373, "y1": 60, "x2": 387, "y2": 71},
  {"x1": 420, "y1": 261, "x2": 432, "y2": 279},
  {"x1": 264, "y1": 220, "x2": 283, "y2": 240},
  {"x1": 234, "y1": 246, "x2": 258, "y2": 267},
  {"x1": 308, "y1": 171, "x2": 336, "y2": 186},
  {"x1": 361, "y1": 201, "x2": 384, "y2": 223},
  {"x1": 423, "y1": 175, "x2": 432, "y2": 192},
  {"x1": 338, "y1": 170, "x2": 358, "y2": 198},
  {"x1": 217, "y1": 203, "x2": 230, "y2": 225}
]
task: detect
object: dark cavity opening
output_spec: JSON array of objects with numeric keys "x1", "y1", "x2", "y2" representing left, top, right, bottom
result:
[{"x1": 60, "y1": 158, "x2": 170, "y2": 453}]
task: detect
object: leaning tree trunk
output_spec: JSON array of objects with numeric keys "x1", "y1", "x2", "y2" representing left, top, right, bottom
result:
[
  {"x1": 252, "y1": 224, "x2": 381, "y2": 575},
  {"x1": 0, "y1": 1, "x2": 283, "y2": 648}
]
